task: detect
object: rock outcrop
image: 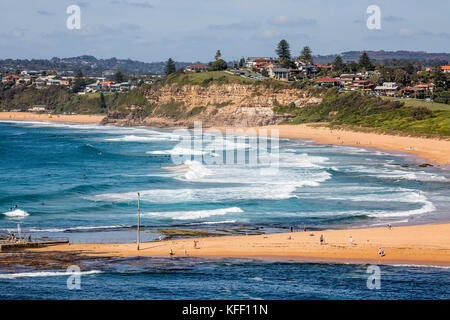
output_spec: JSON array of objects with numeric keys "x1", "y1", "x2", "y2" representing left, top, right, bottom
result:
[{"x1": 104, "y1": 83, "x2": 322, "y2": 127}]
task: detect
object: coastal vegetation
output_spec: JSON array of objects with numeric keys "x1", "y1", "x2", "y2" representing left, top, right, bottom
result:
[{"x1": 279, "y1": 89, "x2": 450, "y2": 137}]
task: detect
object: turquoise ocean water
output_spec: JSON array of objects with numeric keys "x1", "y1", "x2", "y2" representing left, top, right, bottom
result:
[{"x1": 0, "y1": 120, "x2": 449, "y2": 299}]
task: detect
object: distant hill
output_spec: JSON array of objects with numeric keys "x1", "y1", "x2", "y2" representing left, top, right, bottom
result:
[
  {"x1": 0, "y1": 55, "x2": 194, "y2": 76},
  {"x1": 314, "y1": 51, "x2": 450, "y2": 65}
]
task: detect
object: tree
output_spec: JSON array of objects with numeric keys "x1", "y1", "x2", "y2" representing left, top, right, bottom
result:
[
  {"x1": 72, "y1": 69, "x2": 84, "y2": 93},
  {"x1": 276, "y1": 39, "x2": 291, "y2": 60},
  {"x1": 210, "y1": 59, "x2": 228, "y2": 71},
  {"x1": 333, "y1": 55, "x2": 345, "y2": 72},
  {"x1": 239, "y1": 57, "x2": 245, "y2": 68},
  {"x1": 432, "y1": 64, "x2": 447, "y2": 90},
  {"x1": 347, "y1": 61, "x2": 359, "y2": 72},
  {"x1": 99, "y1": 92, "x2": 107, "y2": 111},
  {"x1": 113, "y1": 71, "x2": 127, "y2": 83},
  {"x1": 164, "y1": 58, "x2": 176, "y2": 76},
  {"x1": 300, "y1": 46, "x2": 313, "y2": 64},
  {"x1": 359, "y1": 52, "x2": 373, "y2": 71},
  {"x1": 215, "y1": 50, "x2": 222, "y2": 61}
]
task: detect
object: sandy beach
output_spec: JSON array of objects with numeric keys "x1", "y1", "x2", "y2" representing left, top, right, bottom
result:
[
  {"x1": 30, "y1": 223, "x2": 450, "y2": 266},
  {"x1": 0, "y1": 112, "x2": 105, "y2": 124}
]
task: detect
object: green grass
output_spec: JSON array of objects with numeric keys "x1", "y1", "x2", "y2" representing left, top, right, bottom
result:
[
  {"x1": 160, "y1": 70, "x2": 257, "y2": 86},
  {"x1": 283, "y1": 89, "x2": 450, "y2": 137},
  {"x1": 381, "y1": 96, "x2": 450, "y2": 111}
]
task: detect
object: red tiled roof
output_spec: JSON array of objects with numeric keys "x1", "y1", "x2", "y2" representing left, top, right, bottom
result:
[
  {"x1": 441, "y1": 66, "x2": 450, "y2": 70},
  {"x1": 5, "y1": 74, "x2": 19, "y2": 79},
  {"x1": 313, "y1": 77, "x2": 337, "y2": 83},
  {"x1": 187, "y1": 64, "x2": 209, "y2": 68},
  {"x1": 315, "y1": 63, "x2": 333, "y2": 68}
]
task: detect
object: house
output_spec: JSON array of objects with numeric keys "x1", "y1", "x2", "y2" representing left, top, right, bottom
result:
[
  {"x1": 185, "y1": 64, "x2": 209, "y2": 72},
  {"x1": 29, "y1": 105, "x2": 48, "y2": 112},
  {"x1": 110, "y1": 83, "x2": 121, "y2": 91},
  {"x1": 442, "y1": 66, "x2": 450, "y2": 74},
  {"x1": 374, "y1": 82, "x2": 399, "y2": 96},
  {"x1": 102, "y1": 81, "x2": 116, "y2": 90},
  {"x1": 351, "y1": 80, "x2": 374, "y2": 91},
  {"x1": 47, "y1": 79, "x2": 61, "y2": 86},
  {"x1": 18, "y1": 74, "x2": 32, "y2": 84},
  {"x1": 338, "y1": 74, "x2": 357, "y2": 86},
  {"x1": 246, "y1": 57, "x2": 275, "y2": 69},
  {"x1": 119, "y1": 82, "x2": 130, "y2": 91},
  {"x1": 406, "y1": 83, "x2": 435, "y2": 93},
  {"x1": 84, "y1": 83, "x2": 101, "y2": 93},
  {"x1": 2, "y1": 74, "x2": 19, "y2": 83},
  {"x1": 315, "y1": 63, "x2": 333, "y2": 71},
  {"x1": 34, "y1": 78, "x2": 47, "y2": 88},
  {"x1": 268, "y1": 68, "x2": 289, "y2": 80},
  {"x1": 313, "y1": 77, "x2": 339, "y2": 86}
]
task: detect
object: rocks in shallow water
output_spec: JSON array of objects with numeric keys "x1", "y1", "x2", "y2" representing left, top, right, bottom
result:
[{"x1": 419, "y1": 163, "x2": 433, "y2": 168}]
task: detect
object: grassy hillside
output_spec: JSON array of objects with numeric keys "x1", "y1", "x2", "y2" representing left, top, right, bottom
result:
[
  {"x1": 156, "y1": 70, "x2": 308, "y2": 90},
  {"x1": 279, "y1": 89, "x2": 450, "y2": 137},
  {"x1": 381, "y1": 96, "x2": 450, "y2": 111}
]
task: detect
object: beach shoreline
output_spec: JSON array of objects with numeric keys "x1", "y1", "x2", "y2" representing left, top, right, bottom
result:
[
  {"x1": 0, "y1": 111, "x2": 105, "y2": 124},
  {"x1": 2, "y1": 112, "x2": 450, "y2": 267},
  {"x1": 29, "y1": 223, "x2": 450, "y2": 267},
  {"x1": 2, "y1": 112, "x2": 449, "y2": 166}
]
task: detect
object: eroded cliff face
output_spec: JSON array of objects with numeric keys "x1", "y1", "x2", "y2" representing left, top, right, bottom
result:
[{"x1": 102, "y1": 84, "x2": 322, "y2": 127}]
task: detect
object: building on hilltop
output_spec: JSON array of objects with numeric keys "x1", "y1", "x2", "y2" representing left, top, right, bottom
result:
[{"x1": 185, "y1": 64, "x2": 209, "y2": 72}]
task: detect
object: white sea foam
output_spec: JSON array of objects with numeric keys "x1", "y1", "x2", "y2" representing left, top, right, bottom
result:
[
  {"x1": 105, "y1": 135, "x2": 177, "y2": 142},
  {"x1": 0, "y1": 270, "x2": 102, "y2": 279},
  {"x1": 187, "y1": 220, "x2": 237, "y2": 225},
  {"x1": 147, "y1": 147, "x2": 207, "y2": 156},
  {"x1": 143, "y1": 207, "x2": 243, "y2": 220},
  {"x1": 2, "y1": 209, "x2": 29, "y2": 218},
  {"x1": 366, "y1": 200, "x2": 436, "y2": 218},
  {"x1": 24, "y1": 225, "x2": 127, "y2": 233},
  {"x1": 184, "y1": 160, "x2": 212, "y2": 180}
]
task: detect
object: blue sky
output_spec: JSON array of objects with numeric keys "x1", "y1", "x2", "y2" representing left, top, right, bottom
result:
[{"x1": 0, "y1": 0, "x2": 449, "y2": 62}]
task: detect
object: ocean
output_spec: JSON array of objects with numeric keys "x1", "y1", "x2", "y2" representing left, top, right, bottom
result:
[{"x1": 0, "y1": 120, "x2": 449, "y2": 300}]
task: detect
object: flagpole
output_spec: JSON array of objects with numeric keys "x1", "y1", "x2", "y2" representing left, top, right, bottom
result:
[{"x1": 137, "y1": 192, "x2": 140, "y2": 251}]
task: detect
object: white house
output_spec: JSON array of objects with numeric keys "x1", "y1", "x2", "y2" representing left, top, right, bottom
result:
[{"x1": 374, "y1": 82, "x2": 399, "y2": 95}]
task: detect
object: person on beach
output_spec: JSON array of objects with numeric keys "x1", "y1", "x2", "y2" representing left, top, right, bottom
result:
[
  {"x1": 169, "y1": 249, "x2": 174, "y2": 257},
  {"x1": 320, "y1": 234, "x2": 324, "y2": 245},
  {"x1": 349, "y1": 236, "x2": 354, "y2": 245},
  {"x1": 378, "y1": 248, "x2": 385, "y2": 257},
  {"x1": 290, "y1": 226, "x2": 293, "y2": 233}
]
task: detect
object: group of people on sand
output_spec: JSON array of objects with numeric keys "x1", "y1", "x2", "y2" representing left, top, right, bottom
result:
[
  {"x1": 168, "y1": 240, "x2": 201, "y2": 258},
  {"x1": 4, "y1": 232, "x2": 32, "y2": 243},
  {"x1": 318, "y1": 234, "x2": 386, "y2": 258}
]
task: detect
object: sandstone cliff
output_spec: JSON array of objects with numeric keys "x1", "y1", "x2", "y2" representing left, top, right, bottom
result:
[{"x1": 102, "y1": 83, "x2": 322, "y2": 127}]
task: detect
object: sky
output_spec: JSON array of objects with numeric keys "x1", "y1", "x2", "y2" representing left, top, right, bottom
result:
[{"x1": 0, "y1": 0, "x2": 449, "y2": 62}]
